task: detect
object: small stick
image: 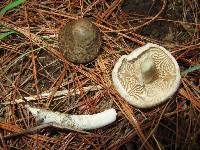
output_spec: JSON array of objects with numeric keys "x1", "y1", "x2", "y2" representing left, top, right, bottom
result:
[
  {"x1": 3, "y1": 122, "x2": 90, "y2": 140},
  {"x1": 2, "y1": 85, "x2": 102, "y2": 105},
  {"x1": 3, "y1": 123, "x2": 52, "y2": 139},
  {"x1": 0, "y1": 133, "x2": 6, "y2": 149}
]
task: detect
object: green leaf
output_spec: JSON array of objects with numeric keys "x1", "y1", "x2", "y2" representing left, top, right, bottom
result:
[
  {"x1": 0, "y1": 30, "x2": 16, "y2": 40},
  {"x1": 181, "y1": 64, "x2": 200, "y2": 76},
  {"x1": 0, "y1": 0, "x2": 26, "y2": 15}
]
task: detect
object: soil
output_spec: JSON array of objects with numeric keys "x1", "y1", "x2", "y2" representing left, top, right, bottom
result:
[{"x1": 121, "y1": 0, "x2": 193, "y2": 44}]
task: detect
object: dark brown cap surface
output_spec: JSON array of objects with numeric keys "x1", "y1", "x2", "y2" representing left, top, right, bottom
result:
[{"x1": 58, "y1": 18, "x2": 101, "y2": 64}]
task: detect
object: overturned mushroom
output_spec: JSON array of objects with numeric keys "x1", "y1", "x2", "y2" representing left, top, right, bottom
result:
[
  {"x1": 112, "y1": 43, "x2": 181, "y2": 108},
  {"x1": 25, "y1": 105, "x2": 117, "y2": 130}
]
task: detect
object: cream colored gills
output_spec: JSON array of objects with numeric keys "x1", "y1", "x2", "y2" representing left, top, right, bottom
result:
[{"x1": 112, "y1": 43, "x2": 181, "y2": 108}]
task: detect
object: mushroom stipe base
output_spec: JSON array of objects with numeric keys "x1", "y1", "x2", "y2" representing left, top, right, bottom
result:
[{"x1": 112, "y1": 43, "x2": 181, "y2": 108}]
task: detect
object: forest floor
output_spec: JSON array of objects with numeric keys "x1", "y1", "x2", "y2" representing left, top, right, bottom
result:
[{"x1": 0, "y1": 0, "x2": 199, "y2": 149}]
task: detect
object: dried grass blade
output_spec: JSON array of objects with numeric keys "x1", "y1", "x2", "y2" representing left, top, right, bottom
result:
[{"x1": 181, "y1": 64, "x2": 200, "y2": 75}]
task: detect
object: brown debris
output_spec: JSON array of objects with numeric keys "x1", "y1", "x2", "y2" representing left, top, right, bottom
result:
[{"x1": 0, "y1": 0, "x2": 199, "y2": 149}]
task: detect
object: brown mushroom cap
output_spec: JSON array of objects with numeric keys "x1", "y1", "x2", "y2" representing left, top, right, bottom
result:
[
  {"x1": 112, "y1": 43, "x2": 181, "y2": 108},
  {"x1": 58, "y1": 18, "x2": 101, "y2": 64}
]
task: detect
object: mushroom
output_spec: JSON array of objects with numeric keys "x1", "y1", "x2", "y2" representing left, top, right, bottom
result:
[
  {"x1": 58, "y1": 18, "x2": 102, "y2": 64},
  {"x1": 112, "y1": 43, "x2": 181, "y2": 108},
  {"x1": 25, "y1": 105, "x2": 117, "y2": 130}
]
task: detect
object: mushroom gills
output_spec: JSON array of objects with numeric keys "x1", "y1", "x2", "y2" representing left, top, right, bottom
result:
[{"x1": 111, "y1": 43, "x2": 181, "y2": 108}]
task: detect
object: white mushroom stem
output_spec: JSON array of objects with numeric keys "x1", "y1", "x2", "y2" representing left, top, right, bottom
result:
[
  {"x1": 140, "y1": 56, "x2": 157, "y2": 84},
  {"x1": 25, "y1": 105, "x2": 117, "y2": 130}
]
